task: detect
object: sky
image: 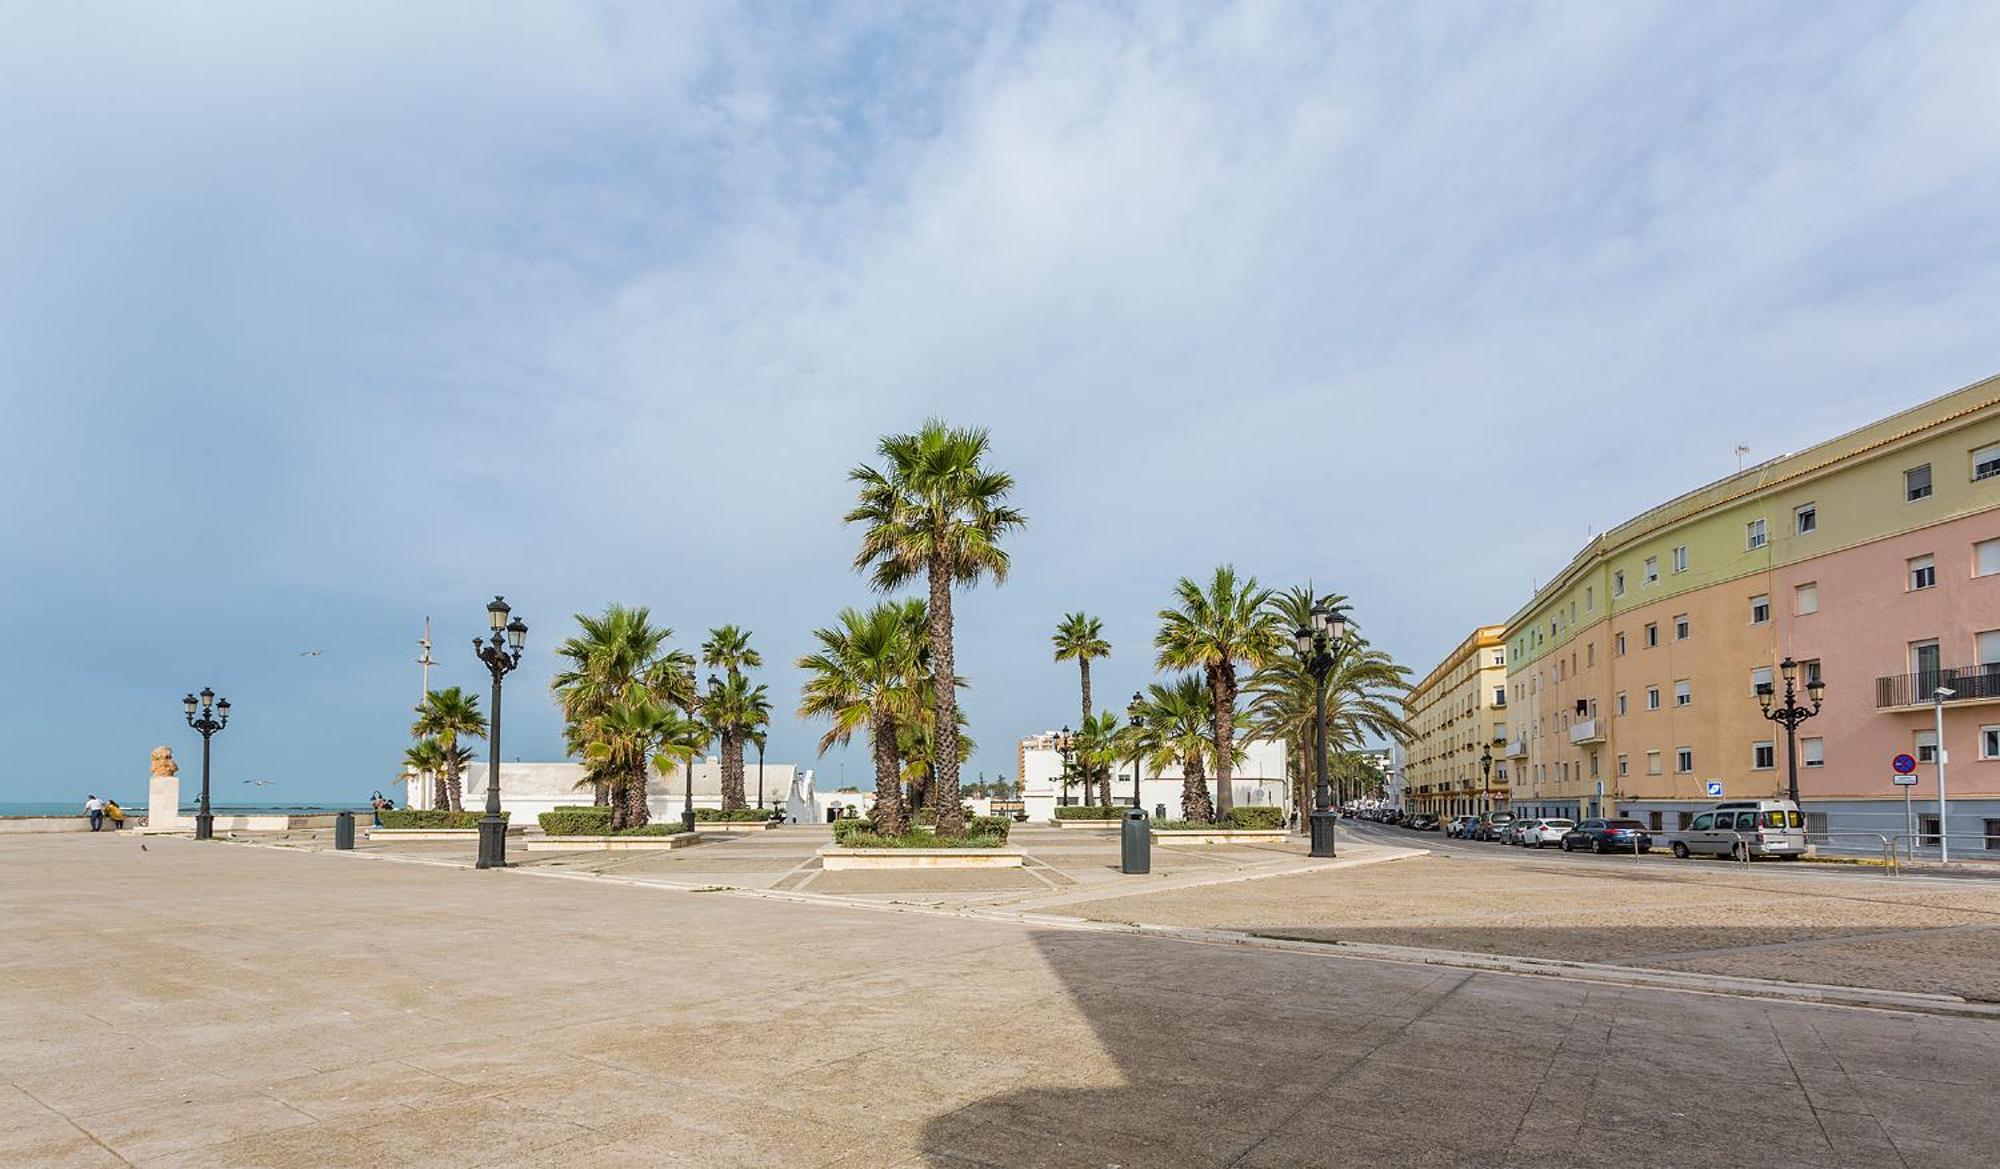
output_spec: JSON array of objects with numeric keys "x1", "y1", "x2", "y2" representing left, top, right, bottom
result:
[{"x1": 3, "y1": 1, "x2": 1999, "y2": 803}]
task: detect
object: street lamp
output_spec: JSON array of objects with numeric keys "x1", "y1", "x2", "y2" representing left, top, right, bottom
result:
[
  {"x1": 683, "y1": 673, "x2": 718, "y2": 833},
  {"x1": 1480, "y1": 745, "x2": 1493, "y2": 817},
  {"x1": 1756, "y1": 656, "x2": 1824, "y2": 806},
  {"x1": 182, "y1": 688, "x2": 231, "y2": 840},
  {"x1": 1293, "y1": 598, "x2": 1347, "y2": 858},
  {"x1": 473, "y1": 596, "x2": 528, "y2": 870},
  {"x1": 1126, "y1": 691, "x2": 1146, "y2": 813},
  {"x1": 1055, "y1": 727, "x2": 1076, "y2": 807}
]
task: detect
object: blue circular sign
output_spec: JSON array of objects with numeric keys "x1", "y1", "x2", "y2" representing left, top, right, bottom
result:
[{"x1": 1892, "y1": 753, "x2": 1918, "y2": 775}]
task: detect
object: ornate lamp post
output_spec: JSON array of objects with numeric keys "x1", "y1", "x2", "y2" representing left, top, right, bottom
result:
[
  {"x1": 1055, "y1": 727, "x2": 1076, "y2": 807},
  {"x1": 1125, "y1": 692, "x2": 1147, "y2": 812},
  {"x1": 473, "y1": 596, "x2": 527, "y2": 870},
  {"x1": 1757, "y1": 656, "x2": 1824, "y2": 806},
  {"x1": 1479, "y1": 745, "x2": 1493, "y2": 817},
  {"x1": 182, "y1": 687, "x2": 231, "y2": 840},
  {"x1": 1293, "y1": 600, "x2": 1347, "y2": 858}
]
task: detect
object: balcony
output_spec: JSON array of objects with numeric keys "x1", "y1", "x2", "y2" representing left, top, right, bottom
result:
[
  {"x1": 1569, "y1": 718, "x2": 1605, "y2": 745},
  {"x1": 1505, "y1": 738, "x2": 1528, "y2": 759},
  {"x1": 1874, "y1": 664, "x2": 2000, "y2": 709}
]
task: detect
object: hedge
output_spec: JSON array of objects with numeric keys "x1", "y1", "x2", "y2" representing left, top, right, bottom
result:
[
  {"x1": 1053, "y1": 806, "x2": 1123, "y2": 821},
  {"x1": 831, "y1": 818, "x2": 876, "y2": 844},
  {"x1": 378, "y1": 809, "x2": 506, "y2": 830},
  {"x1": 1226, "y1": 806, "x2": 1285, "y2": 830},
  {"x1": 834, "y1": 829, "x2": 1005, "y2": 849},
  {"x1": 834, "y1": 816, "x2": 1009, "y2": 845},
  {"x1": 967, "y1": 815, "x2": 1010, "y2": 843},
  {"x1": 693, "y1": 807, "x2": 777, "y2": 822},
  {"x1": 539, "y1": 808, "x2": 612, "y2": 835}
]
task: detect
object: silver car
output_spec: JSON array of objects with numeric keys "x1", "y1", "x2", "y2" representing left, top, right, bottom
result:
[
  {"x1": 1517, "y1": 818, "x2": 1575, "y2": 848},
  {"x1": 1670, "y1": 801, "x2": 1808, "y2": 860}
]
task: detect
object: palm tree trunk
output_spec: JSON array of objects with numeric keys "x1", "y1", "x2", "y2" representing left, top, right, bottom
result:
[
  {"x1": 432, "y1": 769, "x2": 448, "y2": 812},
  {"x1": 871, "y1": 715, "x2": 908, "y2": 837},
  {"x1": 1209, "y1": 665, "x2": 1236, "y2": 818},
  {"x1": 721, "y1": 732, "x2": 746, "y2": 810},
  {"x1": 444, "y1": 757, "x2": 463, "y2": 813},
  {"x1": 627, "y1": 757, "x2": 650, "y2": 827},
  {"x1": 927, "y1": 561, "x2": 964, "y2": 836},
  {"x1": 1181, "y1": 754, "x2": 1213, "y2": 822}
]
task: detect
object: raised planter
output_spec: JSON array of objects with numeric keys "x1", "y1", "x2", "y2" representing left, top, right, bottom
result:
[
  {"x1": 690, "y1": 820, "x2": 778, "y2": 833},
  {"x1": 1046, "y1": 817, "x2": 1122, "y2": 829},
  {"x1": 365, "y1": 826, "x2": 525, "y2": 842},
  {"x1": 819, "y1": 845, "x2": 1024, "y2": 870},
  {"x1": 527, "y1": 833, "x2": 702, "y2": 851},
  {"x1": 1150, "y1": 829, "x2": 1289, "y2": 845}
]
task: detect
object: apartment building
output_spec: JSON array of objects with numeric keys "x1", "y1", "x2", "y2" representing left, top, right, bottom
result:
[
  {"x1": 1401, "y1": 625, "x2": 1511, "y2": 819},
  {"x1": 1502, "y1": 373, "x2": 2000, "y2": 844}
]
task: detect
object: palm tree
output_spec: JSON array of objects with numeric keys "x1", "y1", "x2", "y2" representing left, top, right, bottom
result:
[
  {"x1": 702, "y1": 625, "x2": 762, "y2": 676},
  {"x1": 897, "y1": 703, "x2": 974, "y2": 814},
  {"x1": 584, "y1": 694, "x2": 707, "y2": 828},
  {"x1": 702, "y1": 670, "x2": 771, "y2": 811},
  {"x1": 847, "y1": 421, "x2": 1026, "y2": 836},
  {"x1": 1138, "y1": 674, "x2": 1221, "y2": 821},
  {"x1": 1052, "y1": 611, "x2": 1110, "y2": 724},
  {"x1": 551, "y1": 604, "x2": 697, "y2": 829},
  {"x1": 402, "y1": 738, "x2": 447, "y2": 811},
  {"x1": 1155, "y1": 566, "x2": 1283, "y2": 818},
  {"x1": 1073, "y1": 710, "x2": 1123, "y2": 809},
  {"x1": 411, "y1": 687, "x2": 487, "y2": 812},
  {"x1": 797, "y1": 601, "x2": 930, "y2": 837}
]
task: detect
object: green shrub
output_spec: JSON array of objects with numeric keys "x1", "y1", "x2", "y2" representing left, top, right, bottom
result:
[
  {"x1": 379, "y1": 809, "x2": 503, "y2": 830},
  {"x1": 614, "y1": 823, "x2": 685, "y2": 836},
  {"x1": 553, "y1": 805, "x2": 602, "y2": 813},
  {"x1": 1053, "y1": 806, "x2": 1122, "y2": 821},
  {"x1": 539, "y1": 808, "x2": 612, "y2": 835},
  {"x1": 1225, "y1": 806, "x2": 1285, "y2": 830},
  {"x1": 693, "y1": 807, "x2": 775, "y2": 822},
  {"x1": 835, "y1": 829, "x2": 1005, "y2": 849},
  {"x1": 967, "y1": 815, "x2": 1011, "y2": 843},
  {"x1": 830, "y1": 818, "x2": 876, "y2": 843}
]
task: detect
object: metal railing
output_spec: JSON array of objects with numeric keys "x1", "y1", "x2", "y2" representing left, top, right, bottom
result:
[
  {"x1": 1874, "y1": 664, "x2": 2000, "y2": 708},
  {"x1": 1888, "y1": 832, "x2": 2000, "y2": 868}
]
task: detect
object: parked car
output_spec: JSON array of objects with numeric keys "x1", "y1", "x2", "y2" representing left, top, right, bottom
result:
[
  {"x1": 1448, "y1": 815, "x2": 1480, "y2": 839},
  {"x1": 1405, "y1": 814, "x2": 1437, "y2": 831},
  {"x1": 1561, "y1": 819, "x2": 1654, "y2": 853},
  {"x1": 1670, "y1": 800, "x2": 1808, "y2": 860},
  {"x1": 1499, "y1": 818, "x2": 1535, "y2": 846},
  {"x1": 1471, "y1": 812, "x2": 1516, "y2": 841},
  {"x1": 1516, "y1": 818, "x2": 1575, "y2": 848}
]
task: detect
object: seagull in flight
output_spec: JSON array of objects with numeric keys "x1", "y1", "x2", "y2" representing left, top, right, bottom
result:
[
  {"x1": 243, "y1": 779, "x2": 277, "y2": 787},
  {"x1": 299, "y1": 650, "x2": 322, "y2": 657}
]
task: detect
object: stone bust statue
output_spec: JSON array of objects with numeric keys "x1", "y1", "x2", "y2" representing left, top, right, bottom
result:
[{"x1": 150, "y1": 746, "x2": 179, "y2": 777}]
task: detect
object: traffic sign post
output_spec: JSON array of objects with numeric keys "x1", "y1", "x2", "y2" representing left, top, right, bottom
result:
[
  {"x1": 1703, "y1": 780, "x2": 1724, "y2": 798},
  {"x1": 1893, "y1": 773, "x2": 1920, "y2": 843}
]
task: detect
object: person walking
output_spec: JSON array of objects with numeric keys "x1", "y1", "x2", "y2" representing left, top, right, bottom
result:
[{"x1": 84, "y1": 794, "x2": 104, "y2": 831}]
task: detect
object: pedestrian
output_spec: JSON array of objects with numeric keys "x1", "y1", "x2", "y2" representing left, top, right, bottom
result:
[
  {"x1": 84, "y1": 794, "x2": 104, "y2": 831},
  {"x1": 104, "y1": 798, "x2": 125, "y2": 830}
]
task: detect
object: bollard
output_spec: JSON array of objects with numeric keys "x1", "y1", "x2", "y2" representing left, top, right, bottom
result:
[
  {"x1": 1121, "y1": 808, "x2": 1151, "y2": 875},
  {"x1": 333, "y1": 810, "x2": 355, "y2": 850}
]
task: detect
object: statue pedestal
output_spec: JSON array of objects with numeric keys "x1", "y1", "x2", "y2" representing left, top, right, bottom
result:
[{"x1": 142, "y1": 775, "x2": 183, "y2": 832}]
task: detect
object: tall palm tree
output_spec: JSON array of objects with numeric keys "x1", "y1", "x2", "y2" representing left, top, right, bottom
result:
[
  {"x1": 1052, "y1": 611, "x2": 1110, "y2": 725},
  {"x1": 797, "y1": 600, "x2": 930, "y2": 837},
  {"x1": 848, "y1": 421, "x2": 1026, "y2": 836},
  {"x1": 702, "y1": 671, "x2": 771, "y2": 811},
  {"x1": 584, "y1": 694, "x2": 707, "y2": 828},
  {"x1": 402, "y1": 738, "x2": 447, "y2": 811},
  {"x1": 1155, "y1": 566, "x2": 1283, "y2": 818},
  {"x1": 702, "y1": 625, "x2": 762, "y2": 676},
  {"x1": 411, "y1": 687, "x2": 486, "y2": 812},
  {"x1": 1138, "y1": 674, "x2": 1221, "y2": 822},
  {"x1": 551, "y1": 604, "x2": 697, "y2": 829}
]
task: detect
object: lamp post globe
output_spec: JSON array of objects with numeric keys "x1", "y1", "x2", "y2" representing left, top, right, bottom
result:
[
  {"x1": 1298, "y1": 602, "x2": 1345, "y2": 859},
  {"x1": 473, "y1": 595, "x2": 526, "y2": 869},
  {"x1": 1757, "y1": 657, "x2": 1823, "y2": 807}
]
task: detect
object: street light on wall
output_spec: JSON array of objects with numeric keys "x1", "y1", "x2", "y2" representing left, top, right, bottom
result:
[{"x1": 1293, "y1": 598, "x2": 1347, "y2": 858}]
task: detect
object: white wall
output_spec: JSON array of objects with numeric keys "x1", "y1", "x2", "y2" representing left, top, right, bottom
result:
[
  {"x1": 1016, "y1": 736, "x2": 1292, "y2": 822},
  {"x1": 402, "y1": 759, "x2": 823, "y2": 824}
]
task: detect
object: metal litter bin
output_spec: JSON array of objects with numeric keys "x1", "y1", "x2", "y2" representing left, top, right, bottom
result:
[
  {"x1": 1121, "y1": 808, "x2": 1151, "y2": 875},
  {"x1": 334, "y1": 810, "x2": 355, "y2": 850}
]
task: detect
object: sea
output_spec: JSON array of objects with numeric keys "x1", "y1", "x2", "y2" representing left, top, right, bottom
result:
[{"x1": 1, "y1": 800, "x2": 368, "y2": 817}]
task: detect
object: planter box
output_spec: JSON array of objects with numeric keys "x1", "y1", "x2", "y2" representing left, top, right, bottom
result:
[
  {"x1": 819, "y1": 845, "x2": 1024, "y2": 870},
  {"x1": 690, "y1": 820, "x2": 778, "y2": 833},
  {"x1": 1046, "y1": 818, "x2": 1123, "y2": 829},
  {"x1": 365, "y1": 826, "x2": 525, "y2": 842},
  {"x1": 527, "y1": 833, "x2": 702, "y2": 852},
  {"x1": 1150, "y1": 829, "x2": 1289, "y2": 845}
]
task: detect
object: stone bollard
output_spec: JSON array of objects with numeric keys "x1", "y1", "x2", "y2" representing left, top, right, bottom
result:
[
  {"x1": 1120, "y1": 808, "x2": 1151, "y2": 875},
  {"x1": 333, "y1": 811, "x2": 355, "y2": 850}
]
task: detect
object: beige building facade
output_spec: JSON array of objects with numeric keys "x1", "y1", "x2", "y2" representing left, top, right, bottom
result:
[{"x1": 1401, "y1": 626, "x2": 1511, "y2": 819}]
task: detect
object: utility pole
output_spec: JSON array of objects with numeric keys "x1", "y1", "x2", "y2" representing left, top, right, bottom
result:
[{"x1": 416, "y1": 616, "x2": 436, "y2": 707}]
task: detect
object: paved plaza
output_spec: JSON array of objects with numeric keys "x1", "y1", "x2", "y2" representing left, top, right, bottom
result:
[{"x1": 6, "y1": 829, "x2": 2000, "y2": 1168}]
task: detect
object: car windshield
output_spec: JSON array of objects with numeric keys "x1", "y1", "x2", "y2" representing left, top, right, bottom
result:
[{"x1": 1546, "y1": 820, "x2": 1574, "y2": 828}]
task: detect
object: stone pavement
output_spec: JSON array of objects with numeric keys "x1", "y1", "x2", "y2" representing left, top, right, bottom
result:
[{"x1": 5, "y1": 832, "x2": 2000, "y2": 1167}]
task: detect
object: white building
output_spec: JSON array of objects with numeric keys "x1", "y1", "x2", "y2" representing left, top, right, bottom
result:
[
  {"x1": 1014, "y1": 731, "x2": 1292, "y2": 822},
  {"x1": 402, "y1": 757, "x2": 825, "y2": 824}
]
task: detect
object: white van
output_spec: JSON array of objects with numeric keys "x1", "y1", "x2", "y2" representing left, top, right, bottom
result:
[{"x1": 1670, "y1": 800, "x2": 1807, "y2": 860}]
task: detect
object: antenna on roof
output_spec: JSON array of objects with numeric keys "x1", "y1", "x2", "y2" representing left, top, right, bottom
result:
[{"x1": 1735, "y1": 444, "x2": 1750, "y2": 472}]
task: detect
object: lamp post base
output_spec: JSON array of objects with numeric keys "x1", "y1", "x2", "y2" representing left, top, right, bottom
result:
[
  {"x1": 194, "y1": 813, "x2": 214, "y2": 841},
  {"x1": 681, "y1": 810, "x2": 697, "y2": 834},
  {"x1": 475, "y1": 815, "x2": 508, "y2": 869},
  {"x1": 1309, "y1": 810, "x2": 1339, "y2": 858}
]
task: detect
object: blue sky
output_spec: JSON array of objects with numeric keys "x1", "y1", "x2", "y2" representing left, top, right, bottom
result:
[{"x1": 4, "y1": 2, "x2": 1999, "y2": 803}]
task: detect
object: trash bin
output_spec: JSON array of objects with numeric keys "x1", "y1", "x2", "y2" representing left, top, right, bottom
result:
[
  {"x1": 333, "y1": 810, "x2": 355, "y2": 850},
  {"x1": 1121, "y1": 808, "x2": 1151, "y2": 875}
]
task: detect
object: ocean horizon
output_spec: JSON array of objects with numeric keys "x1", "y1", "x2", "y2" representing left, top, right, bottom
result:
[{"x1": 1, "y1": 800, "x2": 370, "y2": 817}]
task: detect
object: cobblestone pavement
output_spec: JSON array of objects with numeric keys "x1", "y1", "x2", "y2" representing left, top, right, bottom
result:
[{"x1": 6, "y1": 832, "x2": 2000, "y2": 1168}]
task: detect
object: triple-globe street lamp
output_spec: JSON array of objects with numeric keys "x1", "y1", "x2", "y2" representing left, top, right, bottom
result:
[
  {"x1": 1292, "y1": 599, "x2": 1347, "y2": 858},
  {"x1": 182, "y1": 687, "x2": 231, "y2": 840},
  {"x1": 1757, "y1": 656, "x2": 1825, "y2": 807},
  {"x1": 473, "y1": 596, "x2": 528, "y2": 870},
  {"x1": 1125, "y1": 692, "x2": 1147, "y2": 813}
]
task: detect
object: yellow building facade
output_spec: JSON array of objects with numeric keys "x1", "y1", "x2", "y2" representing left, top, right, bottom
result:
[{"x1": 1401, "y1": 626, "x2": 1511, "y2": 819}]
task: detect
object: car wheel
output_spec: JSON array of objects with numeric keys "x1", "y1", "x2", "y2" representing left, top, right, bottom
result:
[
  {"x1": 1592, "y1": 841, "x2": 1605, "y2": 854},
  {"x1": 1559, "y1": 838, "x2": 1571, "y2": 851},
  {"x1": 1671, "y1": 841, "x2": 1690, "y2": 859}
]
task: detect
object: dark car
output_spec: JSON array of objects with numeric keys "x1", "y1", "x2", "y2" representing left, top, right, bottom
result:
[
  {"x1": 1405, "y1": 814, "x2": 1437, "y2": 831},
  {"x1": 1560, "y1": 818, "x2": 1654, "y2": 854},
  {"x1": 1470, "y1": 812, "x2": 1516, "y2": 841}
]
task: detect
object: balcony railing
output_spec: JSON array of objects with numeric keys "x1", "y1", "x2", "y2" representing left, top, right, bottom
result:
[
  {"x1": 1569, "y1": 718, "x2": 1605, "y2": 745},
  {"x1": 1505, "y1": 738, "x2": 1528, "y2": 758},
  {"x1": 1874, "y1": 664, "x2": 2000, "y2": 708}
]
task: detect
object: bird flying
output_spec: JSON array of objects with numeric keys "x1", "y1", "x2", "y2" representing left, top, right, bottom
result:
[
  {"x1": 299, "y1": 650, "x2": 322, "y2": 657},
  {"x1": 243, "y1": 779, "x2": 276, "y2": 787}
]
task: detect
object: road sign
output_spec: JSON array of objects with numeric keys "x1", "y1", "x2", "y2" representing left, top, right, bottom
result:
[
  {"x1": 1892, "y1": 753, "x2": 1918, "y2": 775},
  {"x1": 1703, "y1": 780, "x2": 1724, "y2": 797},
  {"x1": 1892, "y1": 773, "x2": 1920, "y2": 787}
]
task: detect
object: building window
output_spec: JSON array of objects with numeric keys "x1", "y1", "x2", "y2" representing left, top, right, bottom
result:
[
  {"x1": 1910, "y1": 554, "x2": 1936, "y2": 591},
  {"x1": 1644, "y1": 623, "x2": 1659, "y2": 647},
  {"x1": 1617, "y1": 754, "x2": 1629, "y2": 777},
  {"x1": 1975, "y1": 443, "x2": 2000, "y2": 482},
  {"x1": 1613, "y1": 570, "x2": 1626, "y2": 597},
  {"x1": 1979, "y1": 538, "x2": 2000, "y2": 577},
  {"x1": 1646, "y1": 750, "x2": 1662, "y2": 775},
  {"x1": 1746, "y1": 519, "x2": 1767, "y2": 550},
  {"x1": 1795, "y1": 502, "x2": 1817, "y2": 534},
  {"x1": 1646, "y1": 686, "x2": 1661, "y2": 710},
  {"x1": 1983, "y1": 630, "x2": 2000, "y2": 668},
  {"x1": 1912, "y1": 639, "x2": 1941, "y2": 679},
  {"x1": 1916, "y1": 729, "x2": 1938, "y2": 764},
  {"x1": 1920, "y1": 815, "x2": 1942, "y2": 846},
  {"x1": 1673, "y1": 614, "x2": 1690, "y2": 640},
  {"x1": 1750, "y1": 594, "x2": 1770, "y2": 624},
  {"x1": 1672, "y1": 545, "x2": 1689, "y2": 573},
  {"x1": 1586, "y1": 642, "x2": 1596, "y2": 667},
  {"x1": 1803, "y1": 737, "x2": 1825, "y2": 768},
  {"x1": 1616, "y1": 692, "x2": 1628, "y2": 716},
  {"x1": 1795, "y1": 581, "x2": 1819, "y2": 615},
  {"x1": 1752, "y1": 741, "x2": 1775, "y2": 770},
  {"x1": 1674, "y1": 680, "x2": 1692, "y2": 707},
  {"x1": 1986, "y1": 820, "x2": 2000, "y2": 852},
  {"x1": 1584, "y1": 587, "x2": 1594, "y2": 612},
  {"x1": 1675, "y1": 747, "x2": 1694, "y2": 774},
  {"x1": 1907, "y1": 464, "x2": 1932, "y2": 501},
  {"x1": 1643, "y1": 556, "x2": 1659, "y2": 585},
  {"x1": 1492, "y1": 650, "x2": 1506, "y2": 666},
  {"x1": 1492, "y1": 686, "x2": 1506, "y2": 706},
  {"x1": 1751, "y1": 666, "x2": 1773, "y2": 695},
  {"x1": 1615, "y1": 632, "x2": 1627, "y2": 656},
  {"x1": 1802, "y1": 658, "x2": 1822, "y2": 686}
]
